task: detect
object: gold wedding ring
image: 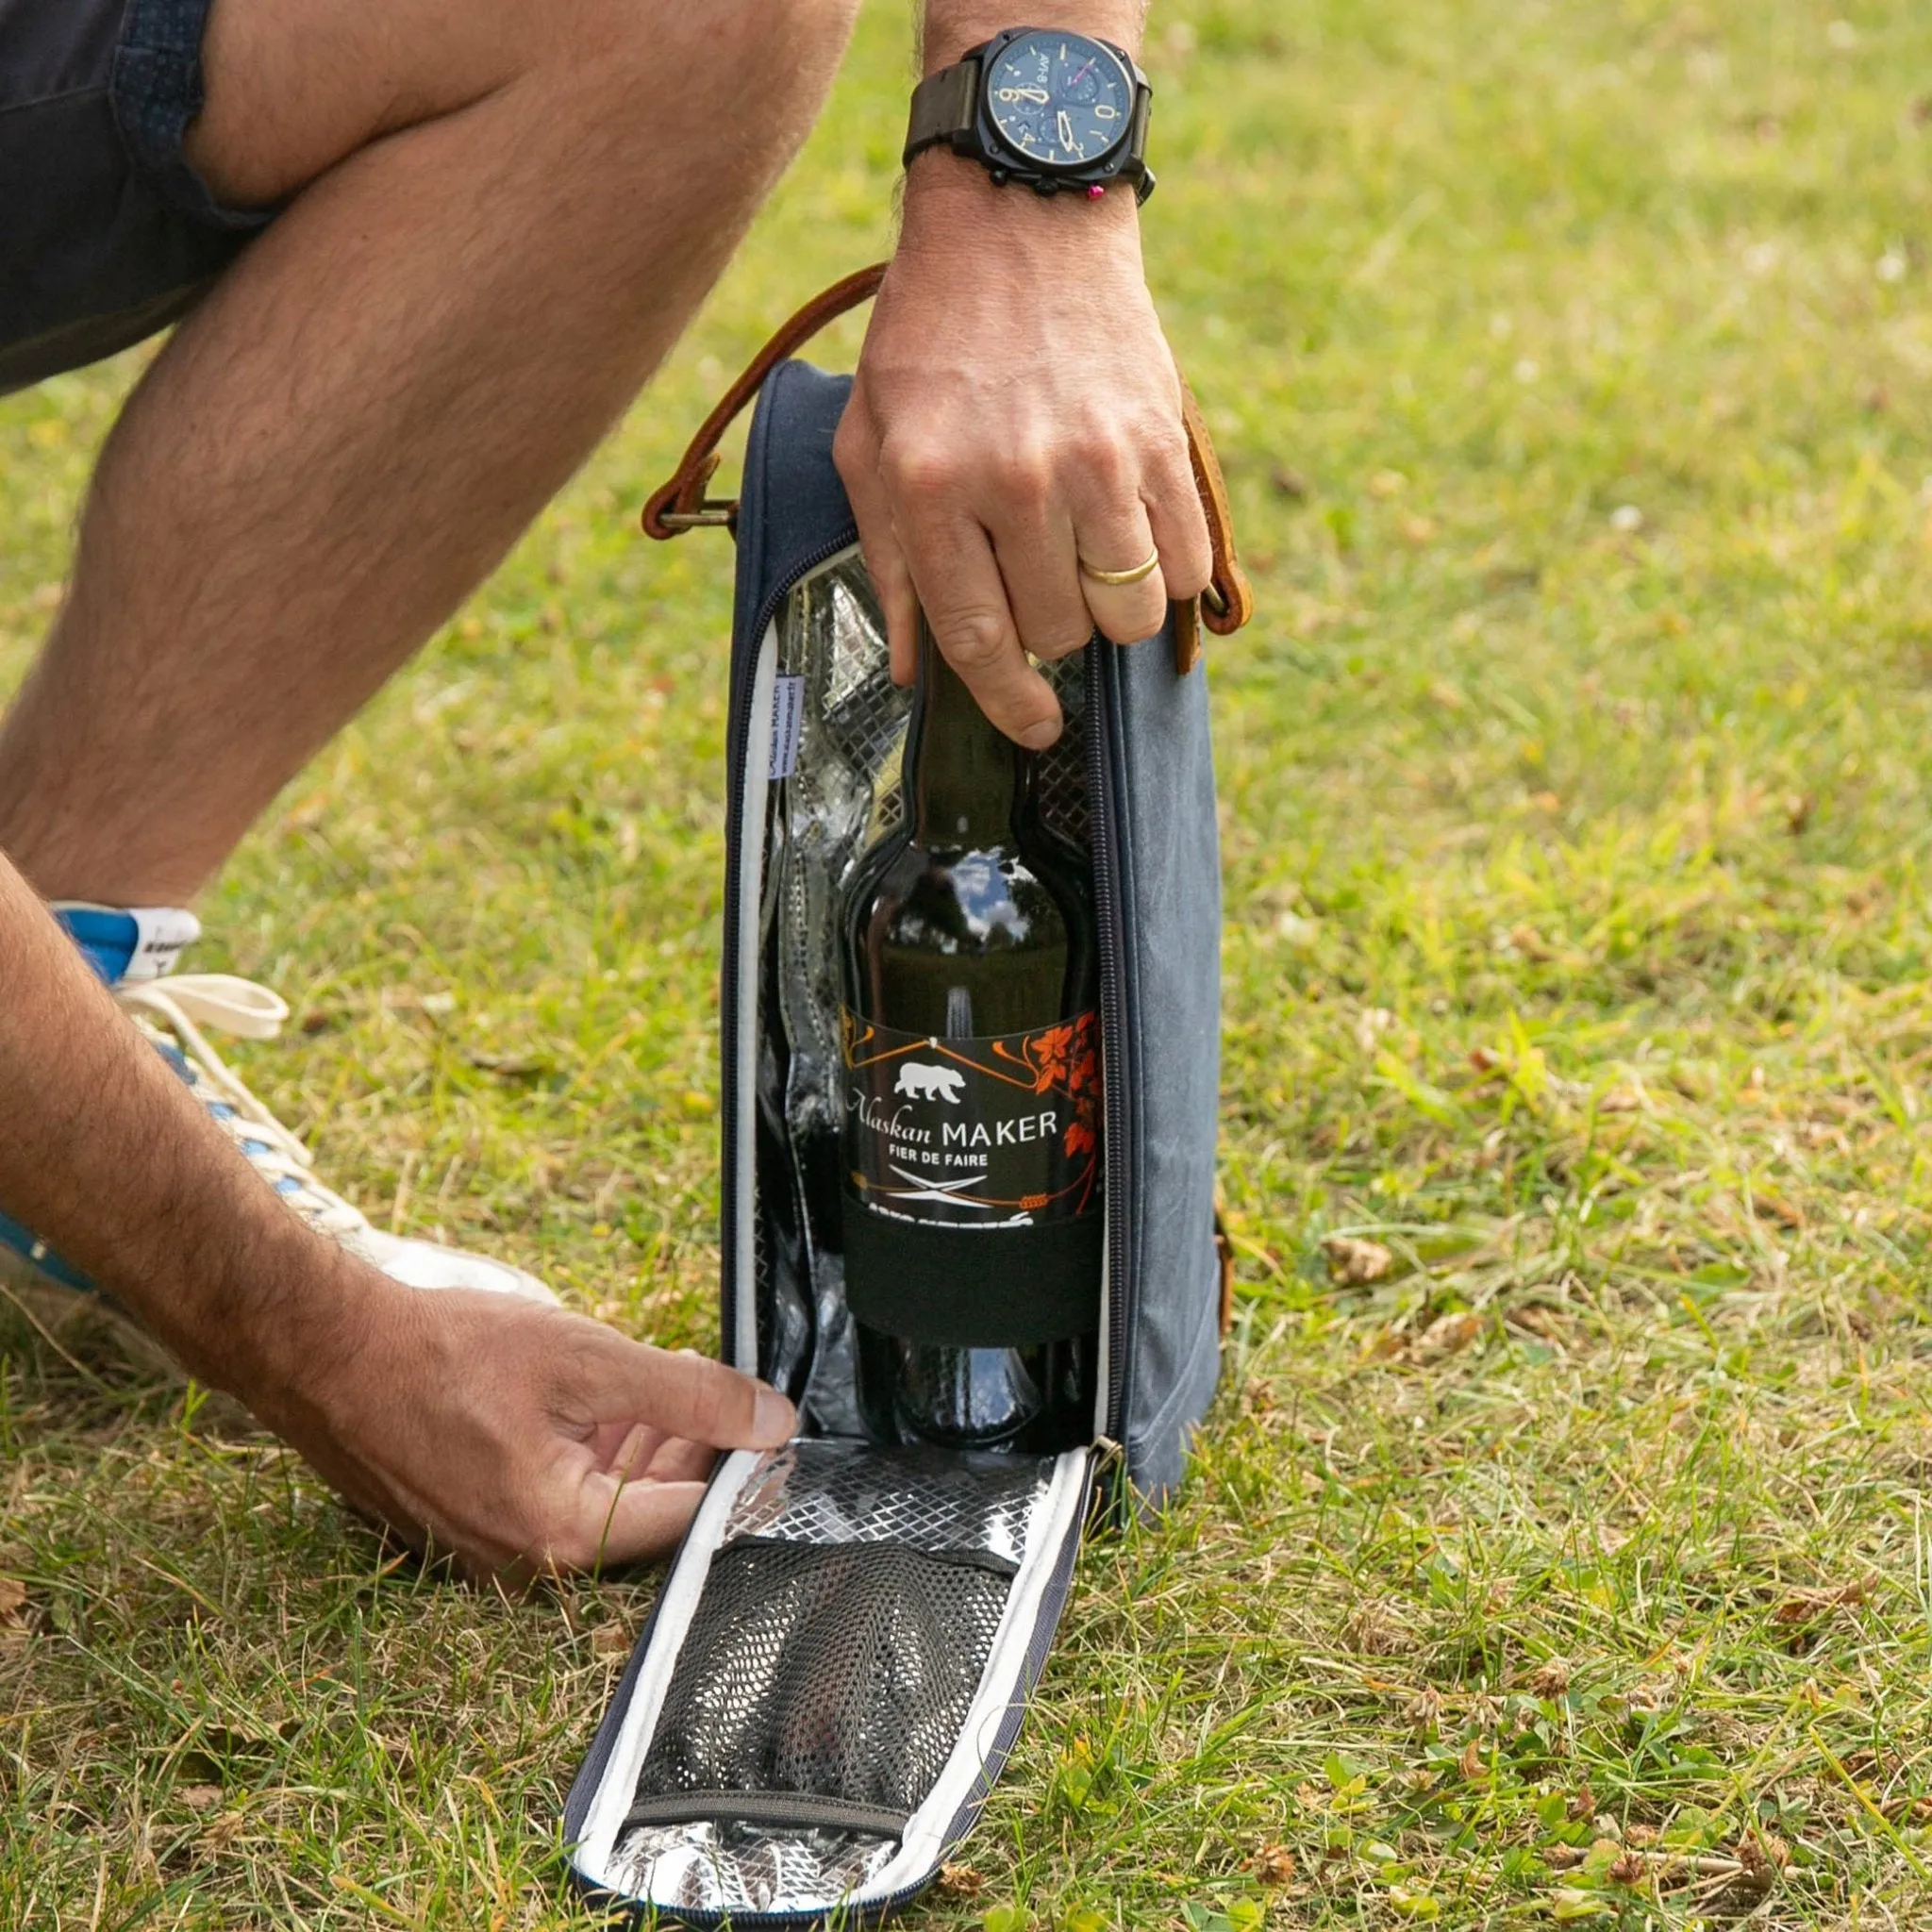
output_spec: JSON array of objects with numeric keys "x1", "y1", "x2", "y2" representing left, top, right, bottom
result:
[{"x1": 1078, "y1": 547, "x2": 1161, "y2": 588}]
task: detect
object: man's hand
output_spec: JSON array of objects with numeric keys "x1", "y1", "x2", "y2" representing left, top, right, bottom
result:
[
  {"x1": 836, "y1": 18, "x2": 1212, "y2": 746},
  {"x1": 261, "y1": 1278, "x2": 795, "y2": 1582},
  {"x1": 0, "y1": 856, "x2": 796, "y2": 1587}
]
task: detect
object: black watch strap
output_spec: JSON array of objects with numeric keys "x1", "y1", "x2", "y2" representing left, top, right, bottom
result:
[
  {"x1": 904, "y1": 58, "x2": 980, "y2": 166},
  {"x1": 903, "y1": 36, "x2": 1156, "y2": 202}
]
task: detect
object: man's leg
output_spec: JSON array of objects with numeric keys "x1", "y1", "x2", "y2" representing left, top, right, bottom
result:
[{"x1": 0, "y1": 0, "x2": 857, "y2": 906}]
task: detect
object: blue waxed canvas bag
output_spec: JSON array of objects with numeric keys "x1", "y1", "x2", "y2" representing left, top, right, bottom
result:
[{"x1": 564, "y1": 268, "x2": 1252, "y2": 1925}]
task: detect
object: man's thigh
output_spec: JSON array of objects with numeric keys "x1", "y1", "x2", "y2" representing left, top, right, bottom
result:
[
  {"x1": 0, "y1": 0, "x2": 267, "y2": 396},
  {"x1": 187, "y1": 0, "x2": 531, "y2": 211},
  {"x1": 185, "y1": 0, "x2": 708, "y2": 211}
]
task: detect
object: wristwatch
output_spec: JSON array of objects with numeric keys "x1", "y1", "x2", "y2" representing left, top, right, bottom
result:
[{"x1": 904, "y1": 25, "x2": 1155, "y2": 204}]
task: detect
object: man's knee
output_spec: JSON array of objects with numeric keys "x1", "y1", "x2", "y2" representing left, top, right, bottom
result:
[{"x1": 568, "y1": 0, "x2": 862, "y2": 108}]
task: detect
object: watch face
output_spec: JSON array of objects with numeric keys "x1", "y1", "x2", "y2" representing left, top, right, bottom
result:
[{"x1": 984, "y1": 30, "x2": 1134, "y2": 172}]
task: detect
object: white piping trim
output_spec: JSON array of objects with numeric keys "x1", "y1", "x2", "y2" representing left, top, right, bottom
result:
[
  {"x1": 573, "y1": 1449, "x2": 766, "y2": 1886},
  {"x1": 731, "y1": 624, "x2": 778, "y2": 1372},
  {"x1": 1093, "y1": 1234, "x2": 1112, "y2": 1439}
]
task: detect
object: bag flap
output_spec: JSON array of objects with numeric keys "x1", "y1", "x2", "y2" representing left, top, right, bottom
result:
[{"x1": 566, "y1": 1440, "x2": 1091, "y2": 1924}]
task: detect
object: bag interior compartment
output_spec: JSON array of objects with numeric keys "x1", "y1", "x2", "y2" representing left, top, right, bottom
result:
[
  {"x1": 569, "y1": 1439, "x2": 1090, "y2": 1921},
  {"x1": 749, "y1": 552, "x2": 1096, "y2": 1431},
  {"x1": 570, "y1": 554, "x2": 1107, "y2": 1924}
]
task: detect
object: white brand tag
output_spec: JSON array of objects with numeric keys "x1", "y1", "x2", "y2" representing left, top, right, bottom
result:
[
  {"x1": 126, "y1": 907, "x2": 202, "y2": 981},
  {"x1": 769, "y1": 675, "x2": 806, "y2": 781}
]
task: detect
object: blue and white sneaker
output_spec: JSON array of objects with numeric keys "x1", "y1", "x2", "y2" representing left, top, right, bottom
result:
[{"x1": 0, "y1": 904, "x2": 557, "y2": 1370}]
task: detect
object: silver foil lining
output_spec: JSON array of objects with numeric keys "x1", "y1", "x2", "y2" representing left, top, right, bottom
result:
[
  {"x1": 762, "y1": 556, "x2": 1091, "y2": 1425},
  {"x1": 611, "y1": 1442, "x2": 1050, "y2": 1911},
  {"x1": 724, "y1": 1437, "x2": 1054, "y2": 1564},
  {"x1": 613, "y1": 1818, "x2": 899, "y2": 1915}
]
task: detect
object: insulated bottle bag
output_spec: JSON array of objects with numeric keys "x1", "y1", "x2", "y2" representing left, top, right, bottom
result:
[{"x1": 563, "y1": 265, "x2": 1254, "y2": 1924}]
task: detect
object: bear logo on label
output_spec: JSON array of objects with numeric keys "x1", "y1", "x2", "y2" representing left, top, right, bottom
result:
[{"x1": 894, "y1": 1061, "x2": 966, "y2": 1104}]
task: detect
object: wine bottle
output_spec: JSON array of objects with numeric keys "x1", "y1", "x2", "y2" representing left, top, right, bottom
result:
[{"x1": 838, "y1": 619, "x2": 1103, "y2": 1452}]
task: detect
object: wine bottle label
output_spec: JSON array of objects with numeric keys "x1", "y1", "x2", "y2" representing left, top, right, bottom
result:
[{"x1": 841, "y1": 1008, "x2": 1102, "y2": 1228}]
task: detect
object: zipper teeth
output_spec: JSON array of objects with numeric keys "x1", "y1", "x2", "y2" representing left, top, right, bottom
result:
[
  {"x1": 1084, "y1": 641, "x2": 1132, "y2": 1447},
  {"x1": 560, "y1": 1589, "x2": 670, "y2": 1840},
  {"x1": 718, "y1": 532, "x2": 859, "y2": 1367}
]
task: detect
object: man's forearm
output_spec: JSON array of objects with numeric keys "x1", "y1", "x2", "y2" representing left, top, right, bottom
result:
[
  {"x1": 0, "y1": 850, "x2": 380, "y2": 1395},
  {"x1": 0, "y1": 852, "x2": 792, "y2": 1576}
]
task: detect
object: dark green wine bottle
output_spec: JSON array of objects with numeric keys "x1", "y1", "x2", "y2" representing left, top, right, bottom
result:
[{"x1": 839, "y1": 621, "x2": 1102, "y2": 1452}]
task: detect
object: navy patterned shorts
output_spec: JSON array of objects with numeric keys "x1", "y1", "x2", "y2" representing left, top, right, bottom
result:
[{"x1": 0, "y1": 0, "x2": 272, "y2": 395}]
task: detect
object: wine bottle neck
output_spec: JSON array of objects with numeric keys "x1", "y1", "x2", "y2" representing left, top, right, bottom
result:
[{"x1": 908, "y1": 623, "x2": 1020, "y2": 847}]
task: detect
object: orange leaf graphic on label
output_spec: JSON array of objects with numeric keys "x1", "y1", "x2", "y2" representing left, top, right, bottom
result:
[{"x1": 1029, "y1": 1022, "x2": 1074, "y2": 1092}]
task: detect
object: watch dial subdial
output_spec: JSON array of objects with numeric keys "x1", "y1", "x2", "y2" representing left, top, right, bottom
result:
[{"x1": 985, "y1": 29, "x2": 1133, "y2": 172}]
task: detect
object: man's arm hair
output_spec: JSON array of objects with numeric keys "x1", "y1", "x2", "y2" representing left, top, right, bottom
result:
[
  {"x1": 0, "y1": 848, "x2": 382, "y2": 1395},
  {"x1": 920, "y1": 0, "x2": 1149, "y2": 70}
]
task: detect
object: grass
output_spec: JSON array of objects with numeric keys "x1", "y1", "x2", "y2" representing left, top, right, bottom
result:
[{"x1": 8, "y1": 0, "x2": 1932, "y2": 1923}]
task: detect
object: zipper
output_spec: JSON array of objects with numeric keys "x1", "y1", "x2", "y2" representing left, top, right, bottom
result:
[
  {"x1": 560, "y1": 1586, "x2": 673, "y2": 1841},
  {"x1": 1085, "y1": 639, "x2": 1133, "y2": 1450},
  {"x1": 718, "y1": 532, "x2": 858, "y2": 1370}
]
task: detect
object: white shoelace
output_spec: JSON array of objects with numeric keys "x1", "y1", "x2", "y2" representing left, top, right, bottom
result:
[{"x1": 114, "y1": 975, "x2": 372, "y2": 1241}]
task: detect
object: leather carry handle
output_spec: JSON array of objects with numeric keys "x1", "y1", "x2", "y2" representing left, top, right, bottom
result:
[
  {"x1": 641, "y1": 262, "x2": 1254, "y2": 641},
  {"x1": 642, "y1": 263, "x2": 889, "y2": 538}
]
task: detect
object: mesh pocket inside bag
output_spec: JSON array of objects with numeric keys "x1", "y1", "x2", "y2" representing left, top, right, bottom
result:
[{"x1": 625, "y1": 1538, "x2": 1017, "y2": 1838}]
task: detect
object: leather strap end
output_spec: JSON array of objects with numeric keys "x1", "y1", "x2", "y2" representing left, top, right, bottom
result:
[
  {"x1": 1179, "y1": 376, "x2": 1253, "y2": 637},
  {"x1": 641, "y1": 262, "x2": 889, "y2": 543},
  {"x1": 641, "y1": 450, "x2": 726, "y2": 539},
  {"x1": 1202, "y1": 564, "x2": 1255, "y2": 638},
  {"x1": 1172, "y1": 595, "x2": 1201, "y2": 675}
]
